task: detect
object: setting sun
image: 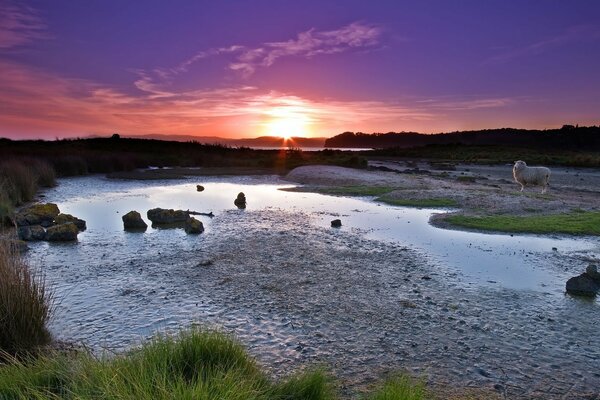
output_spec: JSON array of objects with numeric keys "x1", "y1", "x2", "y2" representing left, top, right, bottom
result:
[{"x1": 263, "y1": 104, "x2": 312, "y2": 139}]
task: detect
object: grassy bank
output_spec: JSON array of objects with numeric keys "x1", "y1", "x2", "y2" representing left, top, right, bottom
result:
[
  {"x1": 0, "y1": 240, "x2": 53, "y2": 357},
  {"x1": 0, "y1": 329, "x2": 427, "y2": 400},
  {"x1": 444, "y1": 210, "x2": 600, "y2": 235},
  {"x1": 377, "y1": 196, "x2": 458, "y2": 208}
]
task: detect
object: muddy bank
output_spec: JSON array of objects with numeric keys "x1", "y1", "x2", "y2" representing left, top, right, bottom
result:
[{"x1": 285, "y1": 164, "x2": 600, "y2": 228}]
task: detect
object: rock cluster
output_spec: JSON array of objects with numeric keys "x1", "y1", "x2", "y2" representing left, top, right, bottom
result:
[
  {"x1": 123, "y1": 208, "x2": 204, "y2": 235},
  {"x1": 234, "y1": 192, "x2": 246, "y2": 209},
  {"x1": 15, "y1": 203, "x2": 85, "y2": 242},
  {"x1": 566, "y1": 264, "x2": 600, "y2": 296}
]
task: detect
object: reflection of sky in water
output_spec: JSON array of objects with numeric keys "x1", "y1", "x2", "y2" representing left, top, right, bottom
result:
[{"x1": 44, "y1": 176, "x2": 598, "y2": 293}]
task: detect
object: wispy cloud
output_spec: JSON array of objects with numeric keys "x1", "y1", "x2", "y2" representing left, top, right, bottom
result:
[
  {"x1": 228, "y1": 21, "x2": 383, "y2": 77},
  {"x1": 138, "y1": 21, "x2": 384, "y2": 89},
  {"x1": 484, "y1": 25, "x2": 600, "y2": 65},
  {"x1": 0, "y1": 0, "x2": 47, "y2": 49}
]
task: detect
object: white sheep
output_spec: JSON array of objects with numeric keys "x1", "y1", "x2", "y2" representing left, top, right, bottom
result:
[{"x1": 513, "y1": 160, "x2": 551, "y2": 194}]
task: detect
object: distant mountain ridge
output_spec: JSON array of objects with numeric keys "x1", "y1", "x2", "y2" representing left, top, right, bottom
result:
[
  {"x1": 324, "y1": 126, "x2": 600, "y2": 150},
  {"x1": 126, "y1": 134, "x2": 327, "y2": 148}
]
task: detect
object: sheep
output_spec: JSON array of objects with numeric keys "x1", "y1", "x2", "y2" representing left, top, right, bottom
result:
[{"x1": 513, "y1": 160, "x2": 551, "y2": 194}]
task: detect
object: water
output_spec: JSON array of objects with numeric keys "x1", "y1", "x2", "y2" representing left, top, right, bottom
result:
[{"x1": 25, "y1": 174, "x2": 600, "y2": 398}]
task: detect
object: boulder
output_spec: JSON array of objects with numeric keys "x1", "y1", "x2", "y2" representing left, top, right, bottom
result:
[
  {"x1": 15, "y1": 203, "x2": 60, "y2": 227},
  {"x1": 185, "y1": 217, "x2": 204, "y2": 234},
  {"x1": 331, "y1": 219, "x2": 342, "y2": 228},
  {"x1": 566, "y1": 273, "x2": 600, "y2": 297},
  {"x1": 45, "y1": 222, "x2": 78, "y2": 242},
  {"x1": 234, "y1": 192, "x2": 246, "y2": 209},
  {"x1": 122, "y1": 211, "x2": 148, "y2": 231},
  {"x1": 147, "y1": 208, "x2": 189, "y2": 224},
  {"x1": 196, "y1": 185, "x2": 205, "y2": 192},
  {"x1": 585, "y1": 264, "x2": 600, "y2": 283},
  {"x1": 55, "y1": 213, "x2": 86, "y2": 231},
  {"x1": 17, "y1": 225, "x2": 46, "y2": 241}
]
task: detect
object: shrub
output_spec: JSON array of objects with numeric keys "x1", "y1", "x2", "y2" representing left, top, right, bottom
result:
[
  {"x1": 0, "y1": 160, "x2": 37, "y2": 205},
  {"x1": 0, "y1": 240, "x2": 53, "y2": 357},
  {"x1": 30, "y1": 159, "x2": 56, "y2": 188}
]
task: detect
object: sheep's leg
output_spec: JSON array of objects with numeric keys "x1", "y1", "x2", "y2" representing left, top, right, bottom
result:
[{"x1": 519, "y1": 184, "x2": 524, "y2": 192}]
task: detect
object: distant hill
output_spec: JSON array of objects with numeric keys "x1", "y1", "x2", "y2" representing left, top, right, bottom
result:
[
  {"x1": 126, "y1": 134, "x2": 327, "y2": 148},
  {"x1": 324, "y1": 126, "x2": 600, "y2": 150}
]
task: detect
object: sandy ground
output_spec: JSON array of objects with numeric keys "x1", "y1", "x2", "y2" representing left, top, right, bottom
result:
[{"x1": 286, "y1": 163, "x2": 600, "y2": 225}]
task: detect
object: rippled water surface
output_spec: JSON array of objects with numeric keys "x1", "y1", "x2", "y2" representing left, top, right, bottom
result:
[{"x1": 27, "y1": 175, "x2": 600, "y2": 398}]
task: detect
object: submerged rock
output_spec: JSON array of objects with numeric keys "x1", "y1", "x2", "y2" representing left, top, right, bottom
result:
[
  {"x1": 184, "y1": 217, "x2": 204, "y2": 234},
  {"x1": 566, "y1": 273, "x2": 600, "y2": 297},
  {"x1": 234, "y1": 192, "x2": 246, "y2": 209},
  {"x1": 45, "y1": 222, "x2": 79, "y2": 241},
  {"x1": 15, "y1": 203, "x2": 60, "y2": 227},
  {"x1": 196, "y1": 185, "x2": 205, "y2": 192},
  {"x1": 331, "y1": 219, "x2": 342, "y2": 228},
  {"x1": 122, "y1": 211, "x2": 148, "y2": 231},
  {"x1": 147, "y1": 208, "x2": 189, "y2": 224},
  {"x1": 55, "y1": 213, "x2": 86, "y2": 231}
]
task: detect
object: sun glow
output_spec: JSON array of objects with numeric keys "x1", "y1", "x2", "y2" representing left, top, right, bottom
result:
[{"x1": 263, "y1": 104, "x2": 312, "y2": 139}]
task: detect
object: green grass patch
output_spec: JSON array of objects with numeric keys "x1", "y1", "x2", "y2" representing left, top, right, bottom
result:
[
  {"x1": 377, "y1": 196, "x2": 458, "y2": 208},
  {"x1": 0, "y1": 329, "x2": 334, "y2": 400},
  {"x1": 445, "y1": 211, "x2": 600, "y2": 235},
  {"x1": 365, "y1": 374, "x2": 425, "y2": 400}
]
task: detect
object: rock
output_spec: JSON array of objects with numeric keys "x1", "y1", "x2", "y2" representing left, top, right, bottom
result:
[
  {"x1": 45, "y1": 222, "x2": 79, "y2": 241},
  {"x1": 122, "y1": 211, "x2": 148, "y2": 231},
  {"x1": 184, "y1": 217, "x2": 204, "y2": 234},
  {"x1": 585, "y1": 264, "x2": 600, "y2": 283},
  {"x1": 196, "y1": 185, "x2": 205, "y2": 192},
  {"x1": 15, "y1": 203, "x2": 60, "y2": 227},
  {"x1": 147, "y1": 208, "x2": 189, "y2": 224},
  {"x1": 234, "y1": 192, "x2": 246, "y2": 209},
  {"x1": 331, "y1": 219, "x2": 342, "y2": 228},
  {"x1": 566, "y1": 273, "x2": 600, "y2": 297},
  {"x1": 17, "y1": 225, "x2": 46, "y2": 241},
  {"x1": 55, "y1": 213, "x2": 86, "y2": 231}
]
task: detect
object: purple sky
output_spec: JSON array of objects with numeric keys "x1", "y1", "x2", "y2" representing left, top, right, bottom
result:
[{"x1": 1, "y1": 0, "x2": 599, "y2": 139}]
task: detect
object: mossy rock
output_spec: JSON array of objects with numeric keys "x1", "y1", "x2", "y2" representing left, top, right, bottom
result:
[
  {"x1": 185, "y1": 217, "x2": 204, "y2": 234},
  {"x1": 55, "y1": 213, "x2": 86, "y2": 231},
  {"x1": 122, "y1": 210, "x2": 148, "y2": 231},
  {"x1": 147, "y1": 208, "x2": 189, "y2": 224},
  {"x1": 15, "y1": 203, "x2": 60, "y2": 227},
  {"x1": 45, "y1": 222, "x2": 78, "y2": 241}
]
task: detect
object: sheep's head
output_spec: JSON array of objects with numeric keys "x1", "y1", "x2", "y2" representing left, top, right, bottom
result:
[{"x1": 513, "y1": 160, "x2": 527, "y2": 171}]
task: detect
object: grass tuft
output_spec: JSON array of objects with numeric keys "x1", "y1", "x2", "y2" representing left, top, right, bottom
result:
[
  {"x1": 445, "y1": 211, "x2": 600, "y2": 235},
  {"x1": 365, "y1": 374, "x2": 426, "y2": 400},
  {"x1": 0, "y1": 240, "x2": 53, "y2": 357}
]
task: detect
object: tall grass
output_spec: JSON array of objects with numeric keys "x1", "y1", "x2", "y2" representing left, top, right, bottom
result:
[
  {"x1": 365, "y1": 375, "x2": 425, "y2": 400},
  {"x1": 0, "y1": 329, "x2": 333, "y2": 399},
  {"x1": 0, "y1": 240, "x2": 53, "y2": 357}
]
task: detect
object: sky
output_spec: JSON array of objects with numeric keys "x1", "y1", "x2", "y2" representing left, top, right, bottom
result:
[{"x1": 1, "y1": 0, "x2": 599, "y2": 139}]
